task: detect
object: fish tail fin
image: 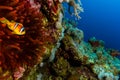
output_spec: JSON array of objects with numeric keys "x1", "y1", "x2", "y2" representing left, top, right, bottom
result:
[{"x1": 0, "y1": 17, "x2": 10, "y2": 24}]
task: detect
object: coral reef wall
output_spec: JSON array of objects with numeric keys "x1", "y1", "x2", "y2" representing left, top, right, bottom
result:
[
  {"x1": 0, "y1": 0, "x2": 120, "y2": 80},
  {"x1": 39, "y1": 19, "x2": 120, "y2": 80}
]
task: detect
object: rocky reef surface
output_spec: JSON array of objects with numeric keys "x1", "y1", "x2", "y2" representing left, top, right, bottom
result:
[{"x1": 0, "y1": 0, "x2": 120, "y2": 80}]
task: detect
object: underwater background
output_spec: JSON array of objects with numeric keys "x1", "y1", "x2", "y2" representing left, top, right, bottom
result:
[
  {"x1": 64, "y1": 0, "x2": 120, "y2": 50},
  {"x1": 1, "y1": 0, "x2": 120, "y2": 79}
]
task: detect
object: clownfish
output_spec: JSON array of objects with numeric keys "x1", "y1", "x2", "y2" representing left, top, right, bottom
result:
[{"x1": 0, "y1": 17, "x2": 25, "y2": 35}]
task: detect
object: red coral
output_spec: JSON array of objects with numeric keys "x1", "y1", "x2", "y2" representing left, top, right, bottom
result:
[
  {"x1": 110, "y1": 50, "x2": 120, "y2": 57},
  {"x1": 0, "y1": 0, "x2": 60, "y2": 79},
  {"x1": 88, "y1": 37, "x2": 104, "y2": 47},
  {"x1": 0, "y1": 6, "x2": 13, "y2": 10},
  {"x1": 89, "y1": 41, "x2": 100, "y2": 47}
]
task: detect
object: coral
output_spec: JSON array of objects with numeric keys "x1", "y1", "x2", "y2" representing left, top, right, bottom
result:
[
  {"x1": 37, "y1": 19, "x2": 98, "y2": 80},
  {"x1": 13, "y1": 66, "x2": 25, "y2": 80},
  {"x1": 62, "y1": 0, "x2": 84, "y2": 19},
  {"x1": 88, "y1": 37, "x2": 104, "y2": 48},
  {"x1": 0, "y1": 0, "x2": 62, "y2": 79},
  {"x1": 52, "y1": 57, "x2": 70, "y2": 77},
  {"x1": 98, "y1": 68, "x2": 119, "y2": 80},
  {"x1": 109, "y1": 49, "x2": 120, "y2": 57},
  {"x1": 41, "y1": 18, "x2": 120, "y2": 80}
]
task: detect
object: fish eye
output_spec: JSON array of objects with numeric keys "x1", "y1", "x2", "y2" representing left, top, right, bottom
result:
[
  {"x1": 22, "y1": 29, "x2": 25, "y2": 32},
  {"x1": 20, "y1": 27, "x2": 25, "y2": 33}
]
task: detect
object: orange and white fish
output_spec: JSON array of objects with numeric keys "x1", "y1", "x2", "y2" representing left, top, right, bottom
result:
[{"x1": 0, "y1": 17, "x2": 25, "y2": 35}]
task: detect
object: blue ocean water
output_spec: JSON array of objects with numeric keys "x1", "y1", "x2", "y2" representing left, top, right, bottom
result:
[{"x1": 63, "y1": 0, "x2": 120, "y2": 50}]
